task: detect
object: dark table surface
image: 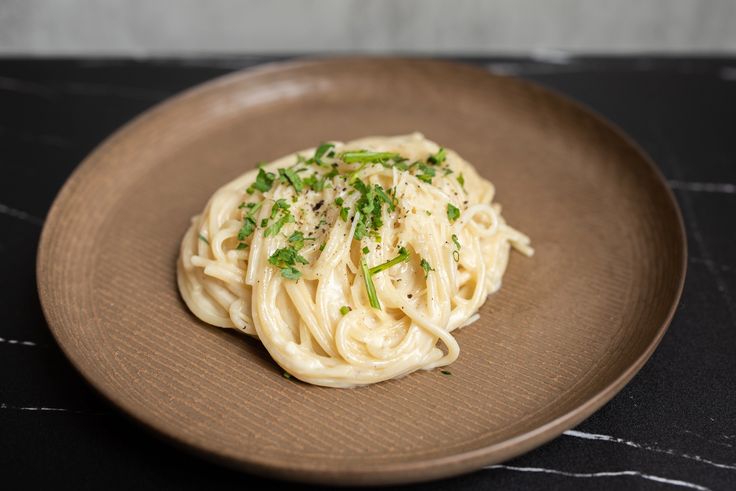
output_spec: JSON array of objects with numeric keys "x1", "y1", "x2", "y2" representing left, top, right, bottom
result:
[{"x1": 1, "y1": 56, "x2": 735, "y2": 490}]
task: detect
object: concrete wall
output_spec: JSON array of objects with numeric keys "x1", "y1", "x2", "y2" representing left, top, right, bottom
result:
[{"x1": 1, "y1": 0, "x2": 735, "y2": 56}]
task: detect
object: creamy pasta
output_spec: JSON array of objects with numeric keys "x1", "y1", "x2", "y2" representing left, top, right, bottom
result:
[{"x1": 177, "y1": 133, "x2": 532, "y2": 387}]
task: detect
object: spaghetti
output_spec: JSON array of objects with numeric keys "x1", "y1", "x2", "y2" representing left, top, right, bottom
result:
[{"x1": 178, "y1": 133, "x2": 532, "y2": 387}]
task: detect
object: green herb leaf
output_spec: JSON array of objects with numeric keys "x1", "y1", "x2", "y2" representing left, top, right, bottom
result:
[
  {"x1": 453, "y1": 250, "x2": 460, "y2": 262},
  {"x1": 280, "y1": 266, "x2": 302, "y2": 280},
  {"x1": 360, "y1": 257, "x2": 381, "y2": 310},
  {"x1": 270, "y1": 198, "x2": 290, "y2": 218},
  {"x1": 420, "y1": 257, "x2": 435, "y2": 278},
  {"x1": 362, "y1": 246, "x2": 370, "y2": 254},
  {"x1": 416, "y1": 163, "x2": 436, "y2": 184},
  {"x1": 236, "y1": 242, "x2": 248, "y2": 250},
  {"x1": 264, "y1": 209, "x2": 295, "y2": 237},
  {"x1": 288, "y1": 230, "x2": 309, "y2": 250},
  {"x1": 339, "y1": 150, "x2": 403, "y2": 164},
  {"x1": 447, "y1": 203, "x2": 460, "y2": 223},
  {"x1": 339, "y1": 305, "x2": 351, "y2": 316},
  {"x1": 303, "y1": 174, "x2": 326, "y2": 192},
  {"x1": 283, "y1": 371, "x2": 293, "y2": 379},
  {"x1": 440, "y1": 370, "x2": 452, "y2": 376},
  {"x1": 278, "y1": 167, "x2": 304, "y2": 192},
  {"x1": 451, "y1": 234, "x2": 461, "y2": 249},
  {"x1": 312, "y1": 143, "x2": 335, "y2": 166},
  {"x1": 427, "y1": 147, "x2": 446, "y2": 165},
  {"x1": 369, "y1": 246, "x2": 410, "y2": 275},
  {"x1": 457, "y1": 173, "x2": 466, "y2": 191},
  {"x1": 269, "y1": 246, "x2": 308, "y2": 280},
  {"x1": 198, "y1": 233, "x2": 209, "y2": 245},
  {"x1": 340, "y1": 207, "x2": 349, "y2": 222},
  {"x1": 247, "y1": 167, "x2": 275, "y2": 194},
  {"x1": 335, "y1": 197, "x2": 344, "y2": 206},
  {"x1": 238, "y1": 217, "x2": 256, "y2": 240}
]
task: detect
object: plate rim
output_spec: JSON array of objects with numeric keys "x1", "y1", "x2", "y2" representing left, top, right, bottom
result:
[{"x1": 36, "y1": 56, "x2": 688, "y2": 485}]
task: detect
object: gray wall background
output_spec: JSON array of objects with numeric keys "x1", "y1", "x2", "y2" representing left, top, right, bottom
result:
[{"x1": 1, "y1": 0, "x2": 735, "y2": 56}]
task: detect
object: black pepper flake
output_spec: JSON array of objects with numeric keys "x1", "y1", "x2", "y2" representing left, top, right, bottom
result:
[{"x1": 407, "y1": 293, "x2": 413, "y2": 298}]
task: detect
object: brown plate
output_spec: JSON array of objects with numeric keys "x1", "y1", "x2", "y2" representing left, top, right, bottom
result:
[{"x1": 37, "y1": 58, "x2": 686, "y2": 485}]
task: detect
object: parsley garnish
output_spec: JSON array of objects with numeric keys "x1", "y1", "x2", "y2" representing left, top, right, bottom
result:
[
  {"x1": 247, "y1": 167, "x2": 275, "y2": 194},
  {"x1": 339, "y1": 306, "x2": 351, "y2": 316},
  {"x1": 339, "y1": 150, "x2": 404, "y2": 164},
  {"x1": 287, "y1": 231, "x2": 314, "y2": 250},
  {"x1": 352, "y1": 179, "x2": 394, "y2": 240},
  {"x1": 303, "y1": 174, "x2": 326, "y2": 192},
  {"x1": 427, "y1": 148, "x2": 446, "y2": 165},
  {"x1": 270, "y1": 198, "x2": 289, "y2": 218},
  {"x1": 447, "y1": 203, "x2": 460, "y2": 223},
  {"x1": 198, "y1": 233, "x2": 209, "y2": 245},
  {"x1": 278, "y1": 168, "x2": 303, "y2": 192},
  {"x1": 283, "y1": 371, "x2": 293, "y2": 379},
  {"x1": 451, "y1": 234, "x2": 461, "y2": 249},
  {"x1": 264, "y1": 202, "x2": 294, "y2": 237},
  {"x1": 368, "y1": 246, "x2": 410, "y2": 275},
  {"x1": 457, "y1": 173, "x2": 466, "y2": 192},
  {"x1": 420, "y1": 257, "x2": 435, "y2": 278},
  {"x1": 339, "y1": 207, "x2": 349, "y2": 221},
  {"x1": 268, "y1": 246, "x2": 308, "y2": 280},
  {"x1": 311, "y1": 143, "x2": 335, "y2": 166},
  {"x1": 440, "y1": 370, "x2": 452, "y2": 376},
  {"x1": 362, "y1": 246, "x2": 370, "y2": 254},
  {"x1": 451, "y1": 234, "x2": 461, "y2": 263},
  {"x1": 416, "y1": 163, "x2": 436, "y2": 184},
  {"x1": 238, "y1": 202, "x2": 263, "y2": 240},
  {"x1": 360, "y1": 257, "x2": 381, "y2": 310}
]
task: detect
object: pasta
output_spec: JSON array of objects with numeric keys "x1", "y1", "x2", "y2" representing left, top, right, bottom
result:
[{"x1": 177, "y1": 133, "x2": 532, "y2": 387}]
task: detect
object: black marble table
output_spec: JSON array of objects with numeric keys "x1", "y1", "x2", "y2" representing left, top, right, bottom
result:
[{"x1": 1, "y1": 57, "x2": 734, "y2": 490}]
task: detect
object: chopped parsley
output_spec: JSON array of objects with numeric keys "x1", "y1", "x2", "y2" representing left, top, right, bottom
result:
[
  {"x1": 416, "y1": 163, "x2": 436, "y2": 184},
  {"x1": 360, "y1": 257, "x2": 381, "y2": 309},
  {"x1": 368, "y1": 246, "x2": 410, "y2": 275},
  {"x1": 362, "y1": 246, "x2": 370, "y2": 254},
  {"x1": 451, "y1": 234, "x2": 461, "y2": 250},
  {"x1": 303, "y1": 174, "x2": 326, "y2": 192},
  {"x1": 420, "y1": 257, "x2": 435, "y2": 278},
  {"x1": 270, "y1": 199, "x2": 289, "y2": 218},
  {"x1": 352, "y1": 179, "x2": 394, "y2": 240},
  {"x1": 247, "y1": 167, "x2": 275, "y2": 194},
  {"x1": 268, "y1": 246, "x2": 308, "y2": 280},
  {"x1": 310, "y1": 142, "x2": 335, "y2": 166},
  {"x1": 339, "y1": 150, "x2": 404, "y2": 164},
  {"x1": 339, "y1": 207, "x2": 350, "y2": 221},
  {"x1": 457, "y1": 173, "x2": 466, "y2": 192},
  {"x1": 283, "y1": 371, "x2": 293, "y2": 379},
  {"x1": 440, "y1": 370, "x2": 452, "y2": 376},
  {"x1": 278, "y1": 167, "x2": 303, "y2": 192},
  {"x1": 447, "y1": 203, "x2": 460, "y2": 223},
  {"x1": 264, "y1": 203, "x2": 294, "y2": 237},
  {"x1": 339, "y1": 306, "x2": 351, "y2": 316},
  {"x1": 198, "y1": 233, "x2": 209, "y2": 245},
  {"x1": 451, "y1": 234, "x2": 461, "y2": 262},
  {"x1": 427, "y1": 147, "x2": 446, "y2": 166},
  {"x1": 238, "y1": 202, "x2": 263, "y2": 241}
]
